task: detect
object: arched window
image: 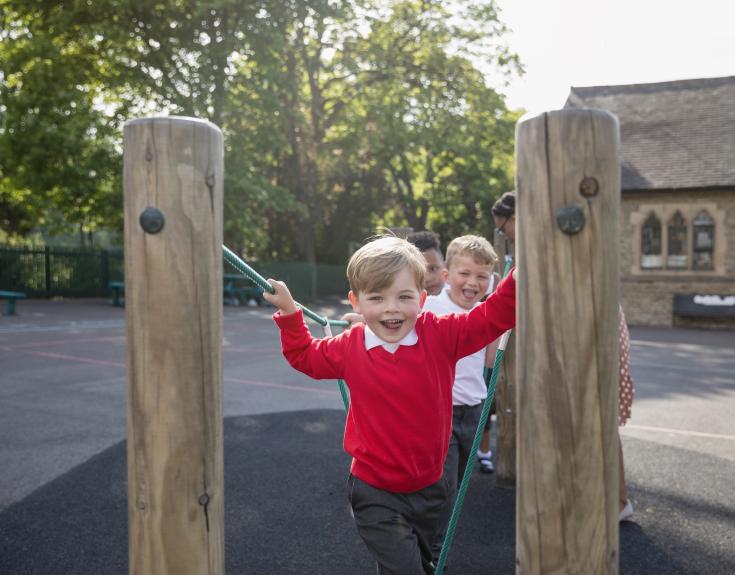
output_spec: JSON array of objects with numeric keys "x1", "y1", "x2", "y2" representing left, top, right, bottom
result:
[
  {"x1": 641, "y1": 213, "x2": 662, "y2": 269},
  {"x1": 667, "y1": 211, "x2": 688, "y2": 268},
  {"x1": 692, "y1": 211, "x2": 715, "y2": 270}
]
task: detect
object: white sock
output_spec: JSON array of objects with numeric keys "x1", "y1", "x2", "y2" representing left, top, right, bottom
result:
[{"x1": 477, "y1": 449, "x2": 492, "y2": 459}]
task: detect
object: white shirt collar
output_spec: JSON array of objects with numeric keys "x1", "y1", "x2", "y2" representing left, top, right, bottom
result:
[{"x1": 363, "y1": 325, "x2": 418, "y2": 354}]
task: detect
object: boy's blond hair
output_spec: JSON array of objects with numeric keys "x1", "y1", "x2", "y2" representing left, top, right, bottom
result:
[
  {"x1": 445, "y1": 235, "x2": 497, "y2": 269},
  {"x1": 347, "y1": 237, "x2": 426, "y2": 294}
]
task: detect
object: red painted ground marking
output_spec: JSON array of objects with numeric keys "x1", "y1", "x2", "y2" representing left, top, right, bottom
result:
[
  {"x1": 225, "y1": 376, "x2": 340, "y2": 396},
  {"x1": 17, "y1": 349, "x2": 126, "y2": 368},
  {"x1": 4, "y1": 336, "x2": 125, "y2": 350},
  {"x1": 11, "y1": 348, "x2": 340, "y2": 398},
  {"x1": 624, "y1": 424, "x2": 735, "y2": 441}
]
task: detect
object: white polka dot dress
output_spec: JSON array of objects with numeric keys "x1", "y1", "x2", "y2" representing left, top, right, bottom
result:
[{"x1": 618, "y1": 307, "x2": 635, "y2": 426}]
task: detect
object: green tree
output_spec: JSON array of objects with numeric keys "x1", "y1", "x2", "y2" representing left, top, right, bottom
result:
[
  {"x1": 0, "y1": 0, "x2": 521, "y2": 263},
  {"x1": 0, "y1": 3, "x2": 120, "y2": 239},
  {"x1": 1, "y1": 0, "x2": 292, "y2": 247},
  {"x1": 242, "y1": 0, "x2": 521, "y2": 262},
  {"x1": 336, "y1": 0, "x2": 521, "y2": 247}
]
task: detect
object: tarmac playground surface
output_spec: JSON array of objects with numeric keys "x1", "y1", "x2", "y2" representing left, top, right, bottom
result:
[{"x1": 1, "y1": 298, "x2": 734, "y2": 574}]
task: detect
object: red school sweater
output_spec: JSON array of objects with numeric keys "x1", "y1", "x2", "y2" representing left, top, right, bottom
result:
[{"x1": 273, "y1": 273, "x2": 516, "y2": 493}]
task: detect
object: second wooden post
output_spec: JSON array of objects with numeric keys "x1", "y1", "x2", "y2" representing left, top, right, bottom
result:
[
  {"x1": 124, "y1": 116, "x2": 225, "y2": 575},
  {"x1": 493, "y1": 235, "x2": 517, "y2": 488},
  {"x1": 515, "y1": 109, "x2": 620, "y2": 574}
]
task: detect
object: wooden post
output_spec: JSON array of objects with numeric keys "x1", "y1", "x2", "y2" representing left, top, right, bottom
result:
[
  {"x1": 515, "y1": 109, "x2": 620, "y2": 574},
  {"x1": 493, "y1": 236, "x2": 517, "y2": 489},
  {"x1": 124, "y1": 117, "x2": 224, "y2": 575},
  {"x1": 494, "y1": 340, "x2": 517, "y2": 487}
]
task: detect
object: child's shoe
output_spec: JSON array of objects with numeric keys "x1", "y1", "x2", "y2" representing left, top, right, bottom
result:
[
  {"x1": 476, "y1": 450, "x2": 494, "y2": 474},
  {"x1": 619, "y1": 500, "x2": 634, "y2": 522}
]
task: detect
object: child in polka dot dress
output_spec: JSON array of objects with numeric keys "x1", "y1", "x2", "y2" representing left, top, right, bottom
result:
[{"x1": 618, "y1": 306, "x2": 635, "y2": 521}]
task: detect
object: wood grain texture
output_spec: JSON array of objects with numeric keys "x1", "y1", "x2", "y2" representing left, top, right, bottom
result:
[
  {"x1": 515, "y1": 109, "x2": 620, "y2": 574},
  {"x1": 493, "y1": 236, "x2": 517, "y2": 488},
  {"x1": 124, "y1": 117, "x2": 224, "y2": 575},
  {"x1": 495, "y1": 333, "x2": 517, "y2": 488}
]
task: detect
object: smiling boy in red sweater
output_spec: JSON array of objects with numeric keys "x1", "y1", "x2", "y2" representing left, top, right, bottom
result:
[{"x1": 264, "y1": 236, "x2": 516, "y2": 575}]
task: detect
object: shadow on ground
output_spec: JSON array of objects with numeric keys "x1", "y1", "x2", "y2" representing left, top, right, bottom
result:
[{"x1": 1, "y1": 410, "x2": 733, "y2": 574}]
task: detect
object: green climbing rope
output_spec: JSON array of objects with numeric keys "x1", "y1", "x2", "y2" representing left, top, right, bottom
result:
[
  {"x1": 222, "y1": 244, "x2": 351, "y2": 411},
  {"x1": 435, "y1": 256, "x2": 514, "y2": 575},
  {"x1": 223, "y1": 245, "x2": 349, "y2": 329}
]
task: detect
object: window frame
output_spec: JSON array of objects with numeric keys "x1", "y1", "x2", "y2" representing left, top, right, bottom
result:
[
  {"x1": 640, "y1": 212, "x2": 663, "y2": 269},
  {"x1": 691, "y1": 210, "x2": 715, "y2": 271},
  {"x1": 666, "y1": 211, "x2": 688, "y2": 269}
]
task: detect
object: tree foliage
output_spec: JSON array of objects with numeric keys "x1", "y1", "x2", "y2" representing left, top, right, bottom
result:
[
  {"x1": 0, "y1": 0, "x2": 521, "y2": 260},
  {"x1": 0, "y1": 2, "x2": 121, "y2": 236}
]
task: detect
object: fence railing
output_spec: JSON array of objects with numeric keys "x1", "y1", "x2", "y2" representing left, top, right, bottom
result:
[
  {"x1": 0, "y1": 246, "x2": 124, "y2": 298},
  {"x1": 249, "y1": 261, "x2": 348, "y2": 302},
  {"x1": 0, "y1": 245, "x2": 348, "y2": 301}
]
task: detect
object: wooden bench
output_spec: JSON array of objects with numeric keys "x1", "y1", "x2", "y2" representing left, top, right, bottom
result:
[
  {"x1": 0, "y1": 290, "x2": 27, "y2": 316},
  {"x1": 109, "y1": 281, "x2": 125, "y2": 307},
  {"x1": 223, "y1": 274, "x2": 265, "y2": 306}
]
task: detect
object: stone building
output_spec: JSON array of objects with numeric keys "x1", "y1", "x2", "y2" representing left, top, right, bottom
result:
[{"x1": 565, "y1": 76, "x2": 735, "y2": 328}]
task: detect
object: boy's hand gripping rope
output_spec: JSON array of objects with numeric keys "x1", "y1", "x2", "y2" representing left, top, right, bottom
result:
[
  {"x1": 222, "y1": 245, "x2": 351, "y2": 410},
  {"x1": 435, "y1": 255, "x2": 514, "y2": 575}
]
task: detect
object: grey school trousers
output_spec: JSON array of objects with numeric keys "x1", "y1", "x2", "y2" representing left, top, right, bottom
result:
[
  {"x1": 431, "y1": 402, "x2": 484, "y2": 561},
  {"x1": 348, "y1": 474, "x2": 449, "y2": 575}
]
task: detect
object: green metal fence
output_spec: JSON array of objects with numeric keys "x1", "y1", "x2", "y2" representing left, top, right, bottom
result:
[
  {"x1": 0, "y1": 245, "x2": 347, "y2": 302},
  {"x1": 229, "y1": 261, "x2": 349, "y2": 302},
  {"x1": 0, "y1": 246, "x2": 124, "y2": 298}
]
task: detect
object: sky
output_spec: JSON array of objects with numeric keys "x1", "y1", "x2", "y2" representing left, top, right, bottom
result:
[{"x1": 495, "y1": 0, "x2": 735, "y2": 114}]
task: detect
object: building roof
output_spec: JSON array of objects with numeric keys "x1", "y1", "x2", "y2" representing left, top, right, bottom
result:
[{"x1": 565, "y1": 76, "x2": 735, "y2": 191}]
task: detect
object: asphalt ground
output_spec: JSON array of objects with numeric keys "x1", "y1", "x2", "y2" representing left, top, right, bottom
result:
[{"x1": 1, "y1": 299, "x2": 734, "y2": 574}]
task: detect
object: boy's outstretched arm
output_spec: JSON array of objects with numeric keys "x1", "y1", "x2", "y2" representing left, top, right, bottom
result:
[
  {"x1": 264, "y1": 278, "x2": 348, "y2": 380},
  {"x1": 263, "y1": 279, "x2": 299, "y2": 315}
]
